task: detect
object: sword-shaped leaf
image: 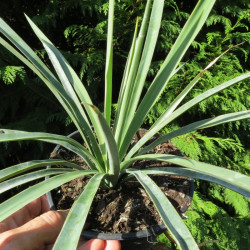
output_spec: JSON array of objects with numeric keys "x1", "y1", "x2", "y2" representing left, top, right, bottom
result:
[
  {"x1": 115, "y1": 0, "x2": 162, "y2": 146},
  {"x1": 25, "y1": 15, "x2": 105, "y2": 165},
  {"x1": 126, "y1": 110, "x2": 250, "y2": 159},
  {"x1": 119, "y1": 0, "x2": 216, "y2": 159},
  {"x1": 0, "y1": 168, "x2": 73, "y2": 193},
  {"x1": 0, "y1": 129, "x2": 102, "y2": 171},
  {"x1": 90, "y1": 105, "x2": 120, "y2": 186},
  {"x1": 0, "y1": 171, "x2": 96, "y2": 222},
  {"x1": 104, "y1": 0, "x2": 114, "y2": 125},
  {"x1": 122, "y1": 155, "x2": 250, "y2": 198},
  {"x1": 132, "y1": 171, "x2": 198, "y2": 250},
  {"x1": 53, "y1": 173, "x2": 104, "y2": 250},
  {"x1": 0, "y1": 20, "x2": 97, "y2": 155},
  {"x1": 0, "y1": 159, "x2": 81, "y2": 182}
]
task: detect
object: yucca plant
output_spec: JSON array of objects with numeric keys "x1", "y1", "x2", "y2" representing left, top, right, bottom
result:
[{"x1": 0, "y1": 0, "x2": 250, "y2": 249}]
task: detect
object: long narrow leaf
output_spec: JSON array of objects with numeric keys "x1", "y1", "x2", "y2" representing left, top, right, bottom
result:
[
  {"x1": 114, "y1": 0, "x2": 156, "y2": 144},
  {"x1": 126, "y1": 110, "x2": 250, "y2": 159},
  {"x1": 0, "y1": 168, "x2": 73, "y2": 193},
  {"x1": 149, "y1": 43, "x2": 241, "y2": 132},
  {"x1": 125, "y1": 72, "x2": 250, "y2": 159},
  {"x1": 126, "y1": 167, "x2": 250, "y2": 198},
  {"x1": 90, "y1": 106, "x2": 120, "y2": 186},
  {"x1": 122, "y1": 154, "x2": 250, "y2": 198},
  {"x1": 119, "y1": 0, "x2": 216, "y2": 159},
  {"x1": 113, "y1": 16, "x2": 140, "y2": 135},
  {"x1": 25, "y1": 16, "x2": 105, "y2": 165},
  {"x1": 104, "y1": 0, "x2": 114, "y2": 125},
  {"x1": 132, "y1": 171, "x2": 198, "y2": 249},
  {"x1": 150, "y1": 74, "x2": 201, "y2": 134},
  {"x1": 118, "y1": 0, "x2": 165, "y2": 142},
  {"x1": 161, "y1": 72, "x2": 250, "y2": 133},
  {"x1": 53, "y1": 173, "x2": 104, "y2": 250},
  {"x1": 0, "y1": 129, "x2": 103, "y2": 171},
  {"x1": 0, "y1": 159, "x2": 82, "y2": 182},
  {"x1": 0, "y1": 18, "x2": 61, "y2": 89},
  {"x1": 0, "y1": 23, "x2": 98, "y2": 158},
  {"x1": 0, "y1": 171, "x2": 97, "y2": 222}
]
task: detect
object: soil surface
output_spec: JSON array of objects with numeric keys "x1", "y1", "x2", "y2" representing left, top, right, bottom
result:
[{"x1": 51, "y1": 130, "x2": 193, "y2": 234}]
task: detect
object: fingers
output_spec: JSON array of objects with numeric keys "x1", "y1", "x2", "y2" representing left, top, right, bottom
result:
[
  {"x1": 78, "y1": 239, "x2": 121, "y2": 250},
  {"x1": 0, "y1": 195, "x2": 50, "y2": 231},
  {"x1": 0, "y1": 210, "x2": 66, "y2": 250},
  {"x1": 26, "y1": 194, "x2": 50, "y2": 216},
  {"x1": 78, "y1": 239, "x2": 105, "y2": 250},
  {"x1": 104, "y1": 240, "x2": 121, "y2": 250},
  {"x1": 0, "y1": 201, "x2": 121, "y2": 250},
  {"x1": 0, "y1": 223, "x2": 8, "y2": 234}
]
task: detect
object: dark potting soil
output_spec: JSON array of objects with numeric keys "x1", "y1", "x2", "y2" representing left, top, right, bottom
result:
[{"x1": 51, "y1": 130, "x2": 193, "y2": 234}]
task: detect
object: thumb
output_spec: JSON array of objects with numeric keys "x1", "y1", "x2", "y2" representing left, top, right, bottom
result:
[{"x1": 0, "y1": 210, "x2": 67, "y2": 250}]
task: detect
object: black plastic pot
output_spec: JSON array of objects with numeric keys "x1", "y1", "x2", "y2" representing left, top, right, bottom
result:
[{"x1": 46, "y1": 131, "x2": 194, "y2": 249}]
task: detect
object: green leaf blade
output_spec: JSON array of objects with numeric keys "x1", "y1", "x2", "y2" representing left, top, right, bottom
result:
[
  {"x1": 0, "y1": 171, "x2": 97, "y2": 222},
  {"x1": 90, "y1": 106, "x2": 120, "y2": 187},
  {"x1": 0, "y1": 159, "x2": 81, "y2": 182},
  {"x1": 115, "y1": 0, "x2": 161, "y2": 146},
  {"x1": 24, "y1": 15, "x2": 105, "y2": 165},
  {"x1": 127, "y1": 110, "x2": 250, "y2": 159},
  {"x1": 0, "y1": 168, "x2": 73, "y2": 193},
  {"x1": 123, "y1": 154, "x2": 250, "y2": 198},
  {"x1": 132, "y1": 171, "x2": 198, "y2": 250},
  {"x1": 53, "y1": 173, "x2": 104, "y2": 250},
  {"x1": 0, "y1": 129, "x2": 102, "y2": 171},
  {"x1": 104, "y1": 0, "x2": 114, "y2": 125},
  {"x1": 119, "y1": 0, "x2": 216, "y2": 160}
]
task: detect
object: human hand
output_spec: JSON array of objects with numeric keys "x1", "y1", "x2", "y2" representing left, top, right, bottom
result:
[{"x1": 0, "y1": 195, "x2": 120, "y2": 250}]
